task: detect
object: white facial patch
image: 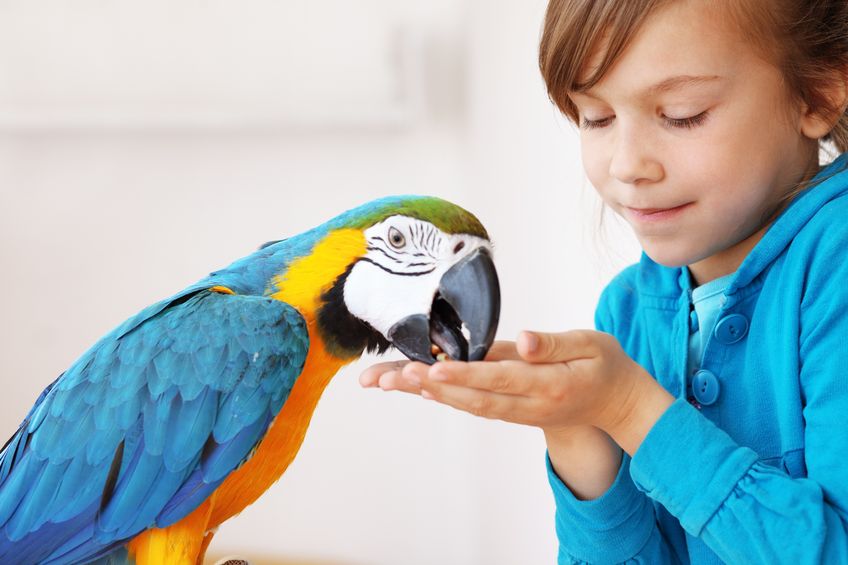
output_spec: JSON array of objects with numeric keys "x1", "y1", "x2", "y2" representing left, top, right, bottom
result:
[{"x1": 343, "y1": 215, "x2": 491, "y2": 337}]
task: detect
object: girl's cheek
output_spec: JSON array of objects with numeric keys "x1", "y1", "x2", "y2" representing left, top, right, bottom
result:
[{"x1": 580, "y1": 138, "x2": 609, "y2": 189}]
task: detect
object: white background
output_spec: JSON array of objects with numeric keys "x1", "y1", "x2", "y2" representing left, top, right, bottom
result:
[{"x1": 0, "y1": 1, "x2": 641, "y2": 563}]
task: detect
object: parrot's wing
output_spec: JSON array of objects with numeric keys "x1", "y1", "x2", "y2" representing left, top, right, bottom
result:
[{"x1": 0, "y1": 289, "x2": 309, "y2": 564}]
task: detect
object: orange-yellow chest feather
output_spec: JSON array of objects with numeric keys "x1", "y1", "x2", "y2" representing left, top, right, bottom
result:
[{"x1": 129, "y1": 228, "x2": 369, "y2": 564}]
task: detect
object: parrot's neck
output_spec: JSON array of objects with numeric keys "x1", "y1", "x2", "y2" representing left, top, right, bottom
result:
[
  {"x1": 271, "y1": 228, "x2": 365, "y2": 316},
  {"x1": 271, "y1": 227, "x2": 390, "y2": 360}
]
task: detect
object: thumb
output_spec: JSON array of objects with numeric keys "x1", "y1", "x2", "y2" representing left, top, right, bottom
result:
[{"x1": 517, "y1": 330, "x2": 595, "y2": 363}]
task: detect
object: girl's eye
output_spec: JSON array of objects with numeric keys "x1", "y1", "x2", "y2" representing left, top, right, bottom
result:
[
  {"x1": 388, "y1": 227, "x2": 406, "y2": 248},
  {"x1": 581, "y1": 116, "x2": 613, "y2": 130},
  {"x1": 663, "y1": 111, "x2": 709, "y2": 129}
]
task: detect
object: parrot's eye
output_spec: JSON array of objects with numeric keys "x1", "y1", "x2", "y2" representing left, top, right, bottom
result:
[{"x1": 388, "y1": 227, "x2": 406, "y2": 249}]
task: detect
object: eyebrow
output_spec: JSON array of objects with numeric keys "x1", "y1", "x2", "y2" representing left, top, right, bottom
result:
[{"x1": 575, "y1": 74, "x2": 723, "y2": 100}]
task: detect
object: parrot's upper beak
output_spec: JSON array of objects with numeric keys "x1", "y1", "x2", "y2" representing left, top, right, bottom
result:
[{"x1": 387, "y1": 247, "x2": 500, "y2": 364}]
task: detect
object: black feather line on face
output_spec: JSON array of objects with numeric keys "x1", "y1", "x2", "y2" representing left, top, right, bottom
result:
[{"x1": 317, "y1": 264, "x2": 392, "y2": 359}]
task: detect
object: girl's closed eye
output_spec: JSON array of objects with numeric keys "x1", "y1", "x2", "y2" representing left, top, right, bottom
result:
[
  {"x1": 579, "y1": 110, "x2": 710, "y2": 130},
  {"x1": 662, "y1": 110, "x2": 709, "y2": 129}
]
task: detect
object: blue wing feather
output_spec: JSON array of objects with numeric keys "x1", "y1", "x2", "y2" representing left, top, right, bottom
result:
[{"x1": 0, "y1": 289, "x2": 309, "y2": 563}]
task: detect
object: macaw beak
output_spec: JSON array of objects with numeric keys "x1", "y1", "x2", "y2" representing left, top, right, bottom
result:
[{"x1": 387, "y1": 247, "x2": 501, "y2": 364}]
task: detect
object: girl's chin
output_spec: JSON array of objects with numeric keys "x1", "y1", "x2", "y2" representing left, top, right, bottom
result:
[{"x1": 639, "y1": 245, "x2": 700, "y2": 269}]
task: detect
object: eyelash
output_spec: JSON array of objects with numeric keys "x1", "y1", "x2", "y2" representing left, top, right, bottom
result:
[{"x1": 580, "y1": 111, "x2": 710, "y2": 130}]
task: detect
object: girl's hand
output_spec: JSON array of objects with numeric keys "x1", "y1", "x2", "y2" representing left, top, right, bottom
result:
[
  {"x1": 362, "y1": 330, "x2": 673, "y2": 454},
  {"x1": 358, "y1": 340, "x2": 522, "y2": 392}
]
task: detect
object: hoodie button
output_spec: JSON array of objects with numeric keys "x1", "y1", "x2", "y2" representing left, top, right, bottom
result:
[
  {"x1": 714, "y1": 314, "x2": 749, "y2": 344},
  {"x1": 689, "y1": 310, "x2": 699, "y2": 332},
  {"x1": 692, "y1": 370, "x2": 720, "y2": 406}
]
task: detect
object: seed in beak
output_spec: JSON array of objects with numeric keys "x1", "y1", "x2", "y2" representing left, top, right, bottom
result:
[{"x1": 430, "y1": 344, "x2": 451, "y2": 362}]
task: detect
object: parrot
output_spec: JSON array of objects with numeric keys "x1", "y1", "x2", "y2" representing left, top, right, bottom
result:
[{"x1": 0, "y1": 195, "x2": 500, "y2": 565}]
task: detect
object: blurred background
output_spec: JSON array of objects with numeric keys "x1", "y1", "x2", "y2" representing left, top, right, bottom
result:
[{"x1": 0, "y1": 1, "x2": 641, "y2": 563}]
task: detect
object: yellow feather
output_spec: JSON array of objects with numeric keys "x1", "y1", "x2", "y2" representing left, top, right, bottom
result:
[{"x1": 272, "y1": 228, "x2": 366, "y2": 313}]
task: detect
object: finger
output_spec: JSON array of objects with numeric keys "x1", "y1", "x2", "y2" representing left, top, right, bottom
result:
[
  {"x1": 398, "y1": 361, "x2": 431, "y2": 390},
  {"x1": 517, "y1": 330, "x2": 598, "y2": 363},
  {"x1": 359, "y1": 360, "x2": 409, "y2": 388},
  {"x1": 419, "y1": 380, "x2": 540, "y2": 424},
  {"x1": 416, "y1": 359, "x2": 553, "y2": 397},
  {"x1": 377, "y1": 369, "x2": 422, "y2": 394},
  {"x1": 483, "y1": 340, "x2": 521, "y2": 362}
]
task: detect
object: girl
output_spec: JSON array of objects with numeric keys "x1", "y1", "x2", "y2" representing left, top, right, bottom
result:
[{"x1": 361, "y1": 0, "x2": 848, "y2": 562}]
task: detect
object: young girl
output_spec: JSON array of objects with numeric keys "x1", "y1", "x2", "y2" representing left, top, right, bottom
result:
[{"x1": 361, "y1": 0, "x2": 848, "y2": 562}]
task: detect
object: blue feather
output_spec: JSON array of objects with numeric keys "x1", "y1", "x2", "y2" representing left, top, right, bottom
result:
[
  {"x1": 203, "y1": 411, "x2": 274, "y2": 483},
  {"x1": 0, "y1": 454, "x2": 43, "y2": 527},
  {"x1": 98, "y1": 443, "x2": 156, "y2": 533},
  {"x1": 114, "y1": 395, "x2": 142, "y2": 431},
  {"x1": 141, "y1": 390, "x2": 175, "y2": 457},
  {"x1": 6, "y1": 459, "x2": 68, "y2": 539},
  {"x1": 108, "y1": 357, "x2": 146, "y2": 399},
  {"x1": 144, "y1": 362, "x2": 168, "y2": 398},
  {"x1": 1, "y1": 501, "x2": 98, "y2": 563},
  {"x1": 52, "y1": 457, "x2": 110, "y2": 522},
  {"x1": 115, "y1": 461, "x2": 194, "y2": 538},
  {"x1": 85, "y1": 424, "x2": 123, "y2": 466},
  {"x1": 163, "y1": 388, "x2": 218, "y2": 472},
  {"x1": 156, "y1": 467, "x2": 225, "y2": 527},
  {"x1": 46, "y1": 454, "x2": 92, "y2": 519}
]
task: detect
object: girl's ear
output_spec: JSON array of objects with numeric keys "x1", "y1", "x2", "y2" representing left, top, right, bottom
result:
[{"x1": 800, "y1": 67, "x2": 848, "y2": 140}]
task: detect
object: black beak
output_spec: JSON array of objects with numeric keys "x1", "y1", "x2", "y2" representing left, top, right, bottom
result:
[{"x1": 387, "y1": 247, "x2": 501, "y2": 364}]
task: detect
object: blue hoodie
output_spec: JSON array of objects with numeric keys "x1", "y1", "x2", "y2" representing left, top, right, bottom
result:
[{"x1": 548, "y1": 153, "x2": 848, "y2": 564}]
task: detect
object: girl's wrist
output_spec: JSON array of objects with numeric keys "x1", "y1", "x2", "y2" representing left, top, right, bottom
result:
[
  {"x1": 598, "y1": 365, "x2": 675, "y2": 455},
  {"x1": 543, "y1": 425, "x2": 622, "y2": 500}
]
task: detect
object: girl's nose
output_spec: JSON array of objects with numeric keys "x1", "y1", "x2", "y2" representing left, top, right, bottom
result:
[{"x1": 608, "y1": 128, "x2": 664, "y2": 185}]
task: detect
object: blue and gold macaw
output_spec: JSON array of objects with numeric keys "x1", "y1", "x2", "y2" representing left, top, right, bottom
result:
[{"x1": 0, "y1": 196, "x2": 499, "y2": 564}]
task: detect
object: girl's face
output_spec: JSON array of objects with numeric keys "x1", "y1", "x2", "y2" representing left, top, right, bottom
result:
[{"x1": 570, "y1": 1, "x2": 820, "y2": 285}]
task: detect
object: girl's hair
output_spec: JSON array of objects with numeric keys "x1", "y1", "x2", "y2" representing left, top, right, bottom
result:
[
  {"x1": 538, "y1": 0, "x2": 848, "y2": 154},
  {"x1": 540, "y1": 0, "x2": 848, "y2": 213}
]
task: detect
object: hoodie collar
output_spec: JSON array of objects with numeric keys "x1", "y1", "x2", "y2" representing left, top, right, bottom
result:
[{"x1": 637, "y1": 152, "x2": 848, "y2": 300}]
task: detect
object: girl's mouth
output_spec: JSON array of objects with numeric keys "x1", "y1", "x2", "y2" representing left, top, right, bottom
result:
[{"x1": 625, "y1": 202, "x2": 693, "y2": 222}]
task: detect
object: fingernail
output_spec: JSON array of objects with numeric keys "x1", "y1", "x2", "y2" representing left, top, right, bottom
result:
[
  {"x1": 523, "y1": 332, "x2": 539, "y2": 354},
  {"x1": 379, "y1": 371, "x2": 398, "y2": 391}
]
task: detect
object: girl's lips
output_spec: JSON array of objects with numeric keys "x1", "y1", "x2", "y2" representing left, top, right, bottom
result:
[{"x1": 625, "y1": 202, "x2": 692, "y2": 222}]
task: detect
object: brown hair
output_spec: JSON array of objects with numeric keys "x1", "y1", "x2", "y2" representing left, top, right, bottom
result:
[{"x1": 538, "y1": 0, "x2": 848, "y2": 154}]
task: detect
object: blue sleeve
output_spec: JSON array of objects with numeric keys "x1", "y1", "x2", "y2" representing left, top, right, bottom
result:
[
  {"x1": 630, "y1": 399, "x2": 848, "y2": 564},
  {"x1": 628, "y1": 236, "x2": 848, "y2": 564},
  {"x1": 546, "y1": 274, "x2": 683, "y2": 563},
  {"x1": 547, "y1": 453, "x2": 681, "y2": 563}
]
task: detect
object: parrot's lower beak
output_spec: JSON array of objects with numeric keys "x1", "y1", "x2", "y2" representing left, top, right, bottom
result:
[{"x1": 387, "y1": 247, "x2": 500, "y2": 364}]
